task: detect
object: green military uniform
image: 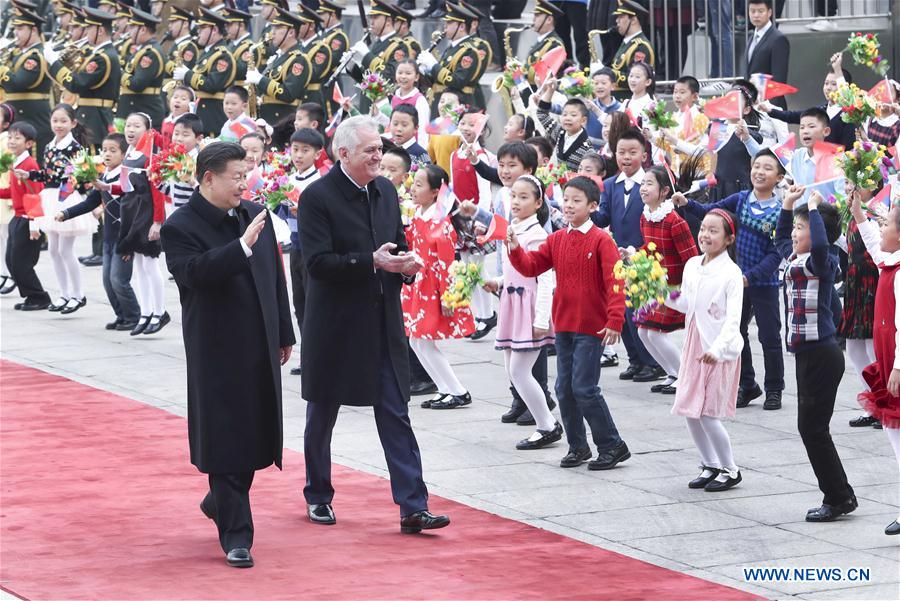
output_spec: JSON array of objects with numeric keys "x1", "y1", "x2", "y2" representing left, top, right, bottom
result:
[
  {"x1": 256, "y1": 9, "x2": 312, "y2": 126},
  {"x1": 0, "y1": 9, "x2": 52, "y2": 160},
  {"x1": 257, "y1": 0, "x2": 280, "y2": 62},
  {"x1": 318, "y1": 23, "x2": 349, "y2": 118},
  {"x1": 525, "y1": 33, "x2": 565, "y2": 86},
  {"x1": 113, "y1": 2, "x2": 133, "y2": 69},
  {"x1": 48, "y1": 9, "x2": 122, "y2": 148},
  {"x1": 179, "y1": 9, "x2": 237, "y2": 136},
  {"x1": 223, "y1": 7, "x2": 262, "y2": 85},
  {"x1": 117, "y1": 7, "x2": 166, "y2": 128},
  {"x1": 295, "y1": 5, "x2": 331, "y2": 111},
  {"x1": 609, "y1": 1, "x2": 655, "y2": 93},
  {"x1": 422, "y1": 4, "x2": 484, "y2": 115},
  {"x1": 387, "y1": 2, "x2": 420, "y2": 60},
  {"x1": 348, "y1": 2, "x2": 411, "y2": 114}
]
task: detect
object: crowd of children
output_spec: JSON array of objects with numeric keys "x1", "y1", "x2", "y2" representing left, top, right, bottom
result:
[{"x1": 2, "y1": 40, "x2": 900, "y2": 535}]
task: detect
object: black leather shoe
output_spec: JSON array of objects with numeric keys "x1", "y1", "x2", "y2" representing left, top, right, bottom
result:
[
  {"x1": 633, "y1": 365, "x2": 667, "y2": 382},
  {"x1": 79, "y1": 254, "x2": 103, "y2": 267},
  {"x1": 0, "y1": 278, "x2": 16, "y2": 295},
  {"x1": 469, "y1": 312, "x2": 497, "y2": 341},
  {"x1": 116, "y1": 320, "x2": 139, "y2": 331},
  {"x1": 143, "y1": 311, "x2": 171, "y2": 335},
  {"x1": 225, "y1": 548, "x2": 253, "y2": 568},
  {"x1": 106, "y1": 318, "x2": 123, "y2": 330},
  {"x1": 516, "y1": 423, "x2": 563, "y2": 450},
  {"x1": 736, "y1": 384, "x2": 762, "y2": 408},
  {"x1": 290, "y1": 364, "x2": 302, "y2": 376},
  {"x1": 501, "y1": 393, "x2": 526, "y2": 423},
  {"x1": 688, "y1": 466, "x2": 720, "y2": 489},
  {"x1": 619, "y1": 364, "x2": 641, "y2": 380},
  {"x1": 130, "y1": 316, "x2": 151, "y2": 336},
  {"x1": 307, "y1": 503, "x2": 336, "y2": 525},
  {"x1": 516, "y1": 395, "x2": 556, "y2": 425},
  {"x1": 704, "y1": 469, "x2": 742, "y2": 491},
  {"x1": 588, "y1": 441, "x2": 631, "y2": 470},
  {"x1": 60, "y1": 296, "x2": 86, "y2": 314},
  {"x1": 885, "y1": 520, "x2": 900, "y2": 535},
  {"x1": 400, "y1": 510, "x2": 450, "y2": 534},
  {"x1": 660, "y1": 384, "x2": 677, "y2": 394},
  {"x1": 421, "y1": 392, "x2": 448, "y2": 409},
  {"x1": 431, "y1": 391, "x2": 471, "y2": 409},
  {"x1": 874, "y1": 420, "x2": 884, "y2": 429},
  {"x1": 15, "y1": 298, "x2": 51, "y2": 311},
  {"x1": 601, "y1": 352, "x2": 619, "y2": 368},
  {"x1": 560, "y1": 447, "x2": 592, "y2": 468},
  {"x1": 763, "y1": 391, "x2": 782, "y2": 410},
  {"x1": 200, "y1": 494, "x2": 216, "y2": 521},
  {"x1": 806, "y1": 495, "x2": 858, "y2": 522},
  {"x1": 410, "y1": 379, "x2": 438, "y2": 396},
  {"x1": 849, "y1": 415, "x2": 879, "y2": 427},
  {"x1": 48, "y1": 298, "x2": 69, "y2": 312},
  {"x1": 650, "y1": 381, "x2": 668, "y2": 393}
]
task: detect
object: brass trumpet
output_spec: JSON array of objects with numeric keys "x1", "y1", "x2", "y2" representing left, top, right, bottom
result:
[
  {"x1": 491, "y1": 26, "x2": 527, "y2": 116},
  {"x1": 587, "y1": 29, "x2": 611, "y2": 64},
  {"x1": 245, "y1": 31, "x2": 271, "y2": 119}
]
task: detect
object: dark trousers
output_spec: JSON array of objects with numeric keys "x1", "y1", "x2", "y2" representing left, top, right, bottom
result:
[
  {"x1": 304, "y1": 331, "x2": 429, "y2": 516},
  {"x1": 102, "y1": 240, "x2": 140, "y2": 322},
  {"x1": 553, "y1": 1, "x2": 590, "y2": 67},
  {"x1": 290, "y1": 247, "x2": 306, "y2": 336},
  {"x1": 91, "y1": 222, "x2": 102, "y2": 256},
  {"x1": 621, "y1": 307, "x2": 659, "y2": 368},
  {"x1": 512, "y1": 346, "x2": 551, "y2": 400},
  {"x1": 6, "y1": 217, "x2": 49, "y2": 302},
  {"x1": 203, "y1": 471, "x2": 255, "y2": 552},
  {"x1": 739, "y1": 285, "x2": 785, "y2": 392},
  {"x1": 795, "y1": 344, "x2": 853, "y2": 506},
  {"x1": 554, "y1": 332, "x2": 623, "y2": 453}
]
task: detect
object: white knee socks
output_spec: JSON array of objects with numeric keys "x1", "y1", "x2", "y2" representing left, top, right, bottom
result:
[
  {"x1": 685, "y1": 416, "x2": 737, "y2": 474},
  {"x1": 133, "y1": 254, "x2": 166, "y2": 316},
  {"x1": 505, "y1": 349, "x2": 555, "y2": 431},
  {"x1": 846, "y1": 338, "x2": 875, "y2": 391},
  {"x1": 47, "y1": 232, "x2": 82, "y2": 300},
  {"x1": 638, "y1": 328, "x2": 681, "y2": 379},
  {"x1": 410, "y1": 338, "x2": 466, "y2": 396}
]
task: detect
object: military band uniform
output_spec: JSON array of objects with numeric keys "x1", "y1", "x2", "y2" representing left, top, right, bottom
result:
[
  {"x1": 526, "y1": 31, "x2": 565, "y2": 86},
  {"x1": 425, "y1": 37, "x2": 483, "y2": 116},
  {"x1": 118, "y1": 40, "x2": 166, "y2": 129},
  {"x1": 466, "y1": 35, "x2": 491, "y2": 110},
  {"x1": 349, "y1": 32, "x2": 411, "y2": 113},
  {"x1": 257, "y1": 44, "x2": 312, "y2": 127},
  {"x1": 0, "y1": 43, "x2": 52, "y2": 161},
  {"x1": 300, "y1": 36, "x2": 332, "y2": 113},
  {"x1": 230, "y1": 33, "x2": 264, "y2": 86},
  {"x1": 180, "y1": 40, "x2": 238, "y2": 137},
  {"x1": 610, "y1": 31, "x2": 654, "y2": 92},
  {"x1": 318, "y1": 23, "x2": 349, "y2": 119}
]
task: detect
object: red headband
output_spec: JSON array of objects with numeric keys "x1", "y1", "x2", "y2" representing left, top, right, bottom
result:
[{"x1": 708, "y1": 208, "x2": 735, "y2": 233}]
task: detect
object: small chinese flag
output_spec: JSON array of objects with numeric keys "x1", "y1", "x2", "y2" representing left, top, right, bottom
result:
[
  {"x1": 812, "y1": 140, "x2": 844, "y2": 182},
  {"x1": 476, "y1": 213, "x2": 508, "y2": 245},
  {"x1": 229, "y1": 119, "x2": 255, "y2": 140},
  {"x1": 703, "y1": 90, "x2": 744, "y2": 121},
  {"x1": 761, "y1": 78, "x2": 798, "y2": 100},
  {"x1": 868, "y1": 79, "x2": 893, "y2": 104},
  {"x1": 532, "y1": 46, "x2": 566, "y2": 85},
  {"x1": 771, "y1": 133, "x2": 797, "y2": 169},
  {"x1": 134, "y1": 130, "x2": 154, "y2": 158}
]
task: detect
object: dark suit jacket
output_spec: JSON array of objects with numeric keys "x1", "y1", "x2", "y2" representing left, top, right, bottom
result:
[
  {"x1": 746, "y1": 24, "x2": 790, "y2": 110},
  {"x1": 161, "y1": 191, "x2": 295, "y2": 473},
  {"x1": 591, "y1": 176, "x2": 645, "y2": 249},
  {"x1": 299, "y1": 164, "x2": 411, "y2": 406}
]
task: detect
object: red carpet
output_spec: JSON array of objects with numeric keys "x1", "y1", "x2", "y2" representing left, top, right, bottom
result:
[{"x1": 0, "y1": 360, "x2": 763, "y2": 600}]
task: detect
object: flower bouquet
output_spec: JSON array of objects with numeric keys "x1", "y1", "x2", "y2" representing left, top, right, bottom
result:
[
  {"x1": 65, "y1": 149, "x2": 104, "y2": 185},
  {"x1": 845, "y1": 32, "x2": 890, "y2": 76},
  {"x1": 148, "y1": 143, "x2": 195, "y2": 187},
  {"x1": 613, "y1": 243, "x2": 673, "y2": 323},
  {"x1": 0, "y1": 150, "x2": 14, "y2": 174},
  {"x1": 397, "y1": 185, "x2": 417, "y2": 225},
  {"x1": 535, "y1": 162, "x2": 571, "y2": 192},
  {"x1": 441, "y1": 260, "x2": 484, "y2": 311},
  {"x1": 838, "y1": 141, "x2": 892, "y2": 191},
  {"x1": 830, "y1": 190, "x2": 889, "y2": 234},
  {"x1": 558, "y1": 66, "x2": 594, "y2": 98},
  {"x1": 645, "y1": 99, "x2": 678, "y2": 130},
  {"x1": 110, "y1": 118, "x2": 126, "y2": 134},
  {"x1": 251, "y1": 152, "x2": 299, "y2": 211},
  {"x1": 830, "y1": 83, "x2": 879, "y2": 126},
  {"x1": 440, "y1": 102, "x2": 467, "y2": 125},
  {"x1": 356, "y1": 70, "x2": 395, "y2": 103},
  {"x1": 501, "y1": 58, "x2": 526, "y2": 90}
]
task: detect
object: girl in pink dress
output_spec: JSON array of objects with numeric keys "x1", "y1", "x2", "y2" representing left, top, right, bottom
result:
[
  {"x1": 402, "y1": 164, "x2": 475, "y2": 410},
  {"x1": 665, "y1": 209, "x2": 744, "y2": 492},
  {"x1": 483, "y1": 175, "x2": 561, "y2": 450}
]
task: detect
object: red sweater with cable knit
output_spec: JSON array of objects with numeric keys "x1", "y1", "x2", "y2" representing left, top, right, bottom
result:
[{"x1": 509, "y1": 224, "x2": 626, "y2": 338}]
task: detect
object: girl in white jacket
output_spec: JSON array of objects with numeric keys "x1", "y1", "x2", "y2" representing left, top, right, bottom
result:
[{"x1": 665, "y1": 208, "x2": 745, "y2": 492}]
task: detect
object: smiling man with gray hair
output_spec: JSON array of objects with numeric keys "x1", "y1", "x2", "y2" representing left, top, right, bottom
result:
[{"x1": 298, "y1": 116, "x2": 450, "y2": 534}]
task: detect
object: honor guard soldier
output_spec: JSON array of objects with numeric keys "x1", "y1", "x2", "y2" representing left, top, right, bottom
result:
[
  {"x1": 526, "y1": 0, "x2": 565, "y2": 89},
  {"x1": 244, "y1": 8, "x2": 312, "y2": 127},
  {"x1": 295, "y1": 4, "x2": 330, "y2": 110},
  {"x1": 390, "y1": 2, "x2": 420, "y2": 60},
  {"x1": 113, "y1": 2, "x2": 133, "y2": 67},
  {"x1": 52, "y1": 1, "x2": 78, "y2": 46},
  {"x1": 166, "y1": 4, "x2": 200, "y2": 75},
  {"x1": 346, "y1": 0, "x2": 411, "y2": 113},
  {"x1": 46, "y1": 7, "x2": 122, "y2": 148},
  {"x1": 317, "y1": 0, "x2": 349, "y2": 118},
  {"x1": 224, "y1": 5, "x2": 261, "y2": 84},
  {"x1": 257, "y1": 0, "x2": 280, "y2": 61},
  {"x1": 149, "y1": 0, "x2": 165, "y2": 18},
  {"x1": 457, "y1": 1, "x2": 492, "y2": 110},
  {"x1": 0, "y1": 8, "x2": 52, "y2": 160},
  {"x1": 172, "y1": 8, "x2": 237, "y2": 136},
  {"x1": 609, "y1": 0, "x2": 654, "y2": 92},
  {"x1": 417, "y1": 3, "x2": 484, "y2": 115},
  {"x1": 118, "y1": 7, "x2": 166, "y2": 128}
]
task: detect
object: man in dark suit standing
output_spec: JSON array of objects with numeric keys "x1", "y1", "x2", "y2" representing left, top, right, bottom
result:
[
  {"x1": 745, "y1": 0, "x2": 790, "y2": 110},
  {"x1": 299, "y1": 116, "x2": 450, "y2": 534},
  {"x1": 161, "y1": 143, "x2": 295, "y2": 569}
]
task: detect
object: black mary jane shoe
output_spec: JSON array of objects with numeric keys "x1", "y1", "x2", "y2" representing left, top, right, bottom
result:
[
  {"x1": 431, "y1": 391, "x2": 472, "y2": 410},
  {"x1": 805, "y1": 495, "x2": 858, "y2": 522},
  {"x1": 400, "y1": 510, "x2": 450, "y2": 534},
  {"x1": 290, "y1": 364, "x2": 303, "y2": 376},
  {"x1": 143, "y1": 311, "x2": 171, "y2": 335},
  {"x1": 885, "y1": 520, "x2": 900, "y2": 535},
  {"x1": 705, "y1": 469, "x2": 742, "y2": 492},
  {"x1": 848, "y1": 414, "x2": 879, "y2": 427},
  {"x1": 660, "y1": 383, "x2": 678, "y2": 395},
  {"x1": 469, "y1": 312, "x2": 497, "y2": 341},
  {"x1": 0, "y1": 278, "x2": 16, "y2": 295},
  {"x1": 307, "y1": 503, "x2": 336, "y2": 525},
  {"x1": 130, "y1": 316, "x2": 151, "y2": 336},
  {"x1": 60, "y1": 296, "x2": 87, "y2": 315},
  {"x1": 48, "y1": 298, "x2": 69, "y2": 312},
  {"x1": 225, "y1": 548, "x2": 253, "y2": 568},
  {"x1": 516, "y1": 423, "x2": 563, "y2": 450},
  {"x1": 421, "y1": 392, "x2": 448, "y2": 409},
  {"x1": 688, "y1": 466, "x2": 721, "y2": 489}
]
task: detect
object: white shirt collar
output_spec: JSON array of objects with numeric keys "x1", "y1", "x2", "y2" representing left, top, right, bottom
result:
[
  {"x1": 419, "y1": 201, "x2": 437, "y2": 220},
  {"x1": 512, "y1": 213, "x2": 540, "y2": 232},
  {"x1": 567, "y1": 219, "x2": 594, "y2": 234},
  {"x1": 643, "y1": 200, "x2": 674, "y2": 222},
  {"x1": 753, "y1": 21, "x2": 772, "y2": 39},
  {"x1": 616, "y1": 167, "x2": 645, "y2": 187},
  {"x1": 95, "y1": 40, "x2": 112, "y2": 51},
  {"x1": 537, "y1": 30, "x2": 553, "y2": 43},
  {"x1": 225, "y1": 112, "x2": 251, "y2": 125},
  {"x1": 235, "y1": 32, "x2": 251, "y2": 45},
  {"x1": 104, "y1": 165, "x2": 122, "y2": 180},
  {"x1": 622, "y1": 30, "x2": 641, "y2": 45},
  {"x1": 295, "y1": 164, "x2": 318, "y2": 180},
  {"x1": 400, "y1": 137, "x2": 417, "y2": 150},
  {"x1": 394, "y1": 87, "x2": 420, "y2": 100},
  {"x1": 175, "y1": 34, "x2": 191, "y2": 45},
  {"x1": 379, "y1": 31, "x2": 396, "y2": 43},
  {"x1": 48, "y1": 133, "x2": 75, "y2": 149},
  {"x1": 340, "y1": 162, "x2": 367, "y2": 191},
  {"x1": 13, "y1": 151, "x2": 30, "y2": 167},
  {"x1": 451, "y1": 34, "x2": 471, "y2": 48},
  {"x1": 883, "y1": 249, "x2": 900, "y2": 266}
]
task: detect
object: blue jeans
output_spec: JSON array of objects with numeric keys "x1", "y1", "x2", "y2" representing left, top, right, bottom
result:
[
  {"x1": 554, "y1": 332, "x2": 623, "y2": 453},
  {"x1": 103, "y1": 241, "x2": 140, "y2": 322},
  {"x1": 707, "y1": 0, "x2": 734, "y2": 77}
]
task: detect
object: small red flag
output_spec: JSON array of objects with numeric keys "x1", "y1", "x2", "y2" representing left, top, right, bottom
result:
[
  {"x1": 532, "y1": 46, "x2": 566, "y2": 85},
  {"x1": 762, "y1": 78, "x2": 798, "y2": 100},
  {"x1": 476, "y1": 213, "x2": 508, "y2": 245},
  {"x1": 868, "y1": 79, "x2": 893, "y2": 103},
  {"x1": 229, "y1": 119, "x2": 254, "y2": 140},
  {"x1": 813, "y1": 140, "x2": 844, "y2": 182},
  {"x1": 134, "y1": 130, "x2": 154, "y2": 157},
  {"x1": 771, "y1": 133, "x2": 797, "y2": 169},
  {"x1": 703, "y1": 90, "x2": 744, "y2": 121}
]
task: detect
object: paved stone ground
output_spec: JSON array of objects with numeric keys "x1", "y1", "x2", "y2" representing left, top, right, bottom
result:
[{"x1": 1, "y1": 238, "x2": 898, "y2": 601}]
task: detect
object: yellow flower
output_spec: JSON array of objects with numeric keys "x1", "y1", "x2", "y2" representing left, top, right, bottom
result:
[
  {"x1": 613, "y1": 285, "x2": 620, "y2": 293},
  {"x1": 628, "y1": 269, "x2": 637, "y2": 279},
  {"x1": 657, "y1": 296, "x2": 665, "y2": 304},
  {"x1": 625, "y1": 300, "x2": 632, "y2": 308},
  {"x1": 647, "y1": 242, "x2": 657, "y2": 251}
]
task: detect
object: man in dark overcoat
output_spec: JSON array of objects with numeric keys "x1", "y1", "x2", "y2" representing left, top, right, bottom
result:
[
  {"x1": 160, "y1": 142, "x2": 295, "y2": 568},
  {"x1": 299, "y1": 116, "x2": 450, "y2": 534}
]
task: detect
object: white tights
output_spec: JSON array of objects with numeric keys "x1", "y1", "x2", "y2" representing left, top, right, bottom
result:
[
  {"x1": 504, "y1": 349, "x2": 555, "y2": 431},
  {"x1": 460, "y1": 251, "x2": 493, "y2": 321},
  {"x1": 638, "y1": 328, "x2": 681, "y2": 378},
  {"x1": 47, "y1": 232, "x2": 82, "y2": 300},
  {"x1": 845, "y1": 338, "x2": 875, "y2": 391},
  {"x1": 0, "y1": 222, "x2": 9, "y2": 277},
  {"x1": 409, "y1": 338, "x2": 466, "y2": 396},
  {"x1": 132, "y1": 253, "x2": 166, "y2": 316},
  {"x1": 685, "y1": 416, "x2": 737, "y2": 472}
]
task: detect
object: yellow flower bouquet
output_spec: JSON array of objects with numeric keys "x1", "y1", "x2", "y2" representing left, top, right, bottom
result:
[
  {"x1": 441, "y1": 260, "x2": 483, "y2": 311},
  {"x1": 612, "y1": 243, "x2": 673, "y2": 323}
]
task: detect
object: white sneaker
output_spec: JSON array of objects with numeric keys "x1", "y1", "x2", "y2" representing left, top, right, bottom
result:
[{"x1": 807, "y1": 19, "x2": 837, "y2": 32}]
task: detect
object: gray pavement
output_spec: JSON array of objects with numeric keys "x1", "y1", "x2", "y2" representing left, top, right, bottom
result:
[{"x1": 1, "y1": 237, "x2": 898, "y2": 601}]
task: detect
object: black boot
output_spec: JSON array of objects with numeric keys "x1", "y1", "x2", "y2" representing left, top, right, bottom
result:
[{"x1": 501, "y1": 388, "x2": 526, "y2": 423}]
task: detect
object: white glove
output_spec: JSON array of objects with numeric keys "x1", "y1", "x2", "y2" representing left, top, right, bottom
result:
[
  {"x1": 416, "y1": 51, "x2": 438, "y2": 70},
  {"x1": 172, "y1": 65, "x2": 189, "y2": 81},
  {"x1": 350, "y1": 40, "x2": 369, "y2": 57},
  {"x1": 43, "y1": 45, "x2": 60, "y2": 64},
  {"x1": 245, "y1": 69, "x2": 263, "y2": 85}
]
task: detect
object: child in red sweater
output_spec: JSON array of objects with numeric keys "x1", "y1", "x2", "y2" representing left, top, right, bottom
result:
[{"x1": 508, "y1": 176, "x2": 631, "y2": 470}]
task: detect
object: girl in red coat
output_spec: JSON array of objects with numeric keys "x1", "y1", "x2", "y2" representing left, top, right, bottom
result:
[
  {"x1": 631, "y1": 166, "x2": 698, "y2": 394},
  {"x1": 851, "y1": 194, "x2": 900, "y2": 536},
  {"x1": 402, "y1": 164, "x2": 475, "y2": 410}
]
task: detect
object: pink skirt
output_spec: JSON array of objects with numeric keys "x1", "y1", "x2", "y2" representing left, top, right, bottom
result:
[
  {"x1": 494, "y1": 287, "x2": 555, "y2": 351},
  {"x1": 671, "y1": 318, "x2": 740, "y2": 419}
]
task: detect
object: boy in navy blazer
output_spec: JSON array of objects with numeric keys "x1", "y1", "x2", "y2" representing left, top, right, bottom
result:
[{"x1": 591, "y1": 128, "x2": 663, "y2": 383}]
